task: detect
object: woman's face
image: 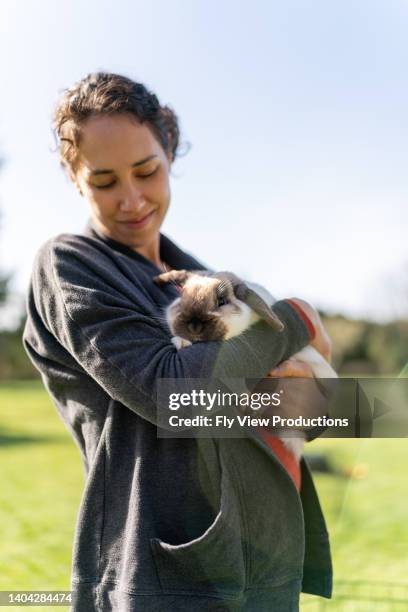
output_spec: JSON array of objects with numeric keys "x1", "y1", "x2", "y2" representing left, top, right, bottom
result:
[{"x1": 73, "y1": 113, "x2": 171, "y2": 250}]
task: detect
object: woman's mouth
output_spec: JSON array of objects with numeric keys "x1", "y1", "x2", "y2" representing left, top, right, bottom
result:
[{"x1": 119, "y1": 210, "x2": 155, "y2": 229}]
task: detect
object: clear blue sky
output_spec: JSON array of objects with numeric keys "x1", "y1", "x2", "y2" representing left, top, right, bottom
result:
[{"x1": 1, "y1": 0, "x2": 408, "y2": 325}]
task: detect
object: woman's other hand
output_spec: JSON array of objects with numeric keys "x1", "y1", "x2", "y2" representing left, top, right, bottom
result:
[{"x1": 268, "y1": 359, "x2": 315, "y2": 378}]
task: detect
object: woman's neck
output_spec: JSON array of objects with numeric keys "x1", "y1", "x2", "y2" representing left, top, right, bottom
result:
[
  {"x1": 133, "y1": 236, "x2": 162, "y2": 268},
  {"x1": 90, "y1": 218, "x2": 164, "y2": 268}
]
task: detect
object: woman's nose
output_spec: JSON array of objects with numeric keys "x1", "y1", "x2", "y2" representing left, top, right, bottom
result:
[{"x1": 119, "y1": 183, "x2": 145, "y2": 212}]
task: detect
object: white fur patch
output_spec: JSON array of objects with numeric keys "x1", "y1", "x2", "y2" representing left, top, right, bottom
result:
[
  {"x1": 223, "y1": 302, "x2": 260, "y2": 340},
  {"x1": 172, "y1": 336, "x2": 192, "y2": 349},
  {"x1": 165, "y1": 297, "x2": 181, "y2": 334},
  {"x1": 291, "y1": 346, "x2": 337, "y2": 378}
]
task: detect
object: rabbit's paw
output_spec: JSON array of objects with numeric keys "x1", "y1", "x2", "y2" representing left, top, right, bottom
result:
[{"x1": 172, "y1": 336, "x2": 192, "y2": 349}]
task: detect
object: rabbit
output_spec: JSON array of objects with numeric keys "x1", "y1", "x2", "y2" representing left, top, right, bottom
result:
[{"x1": 154, "y1": 269, "x2": 337, "y2": 459}]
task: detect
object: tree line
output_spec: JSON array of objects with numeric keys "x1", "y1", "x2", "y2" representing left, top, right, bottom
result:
[
  {"x1": 0, "y1": 308, "x2": 407, "y2": 380},
  {"x1": 0, "y1": 158, "x2": 406, "y2": 380}
]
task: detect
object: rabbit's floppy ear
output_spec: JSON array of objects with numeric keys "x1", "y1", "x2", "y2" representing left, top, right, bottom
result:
[
  {"x1": 213, "y1": 272, "x2": 284, "y2": 331},
  {"x1": 233, "y1": 281, "x2": 285, "y2": 332},
  {"x1": 153, "y1": 269, "x2": 191, "y2": 286},
  {"x1": 153, "y1": 269, "x2": 211, "y2": 286}
]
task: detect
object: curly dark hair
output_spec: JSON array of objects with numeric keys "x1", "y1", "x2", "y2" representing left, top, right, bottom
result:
[{"x1": 53, "y1": 72, "x2": 181, "y2": 176}]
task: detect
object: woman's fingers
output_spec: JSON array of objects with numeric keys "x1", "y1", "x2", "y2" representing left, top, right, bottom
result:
[
  {"x1": 268, "y1": 359, "x2": 315, "y2": 378},
  {"x1": 267, "y1": 359, "x2": 330, "y2": 423}
]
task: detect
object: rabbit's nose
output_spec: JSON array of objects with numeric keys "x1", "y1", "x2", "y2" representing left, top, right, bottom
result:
[{"x1": 187, "y1": 318, "x2": 205, "y2": 335}]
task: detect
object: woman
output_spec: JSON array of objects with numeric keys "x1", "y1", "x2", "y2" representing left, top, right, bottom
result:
[{"x1": 23, "y1": 73, "x2": 332, "y2": 611}]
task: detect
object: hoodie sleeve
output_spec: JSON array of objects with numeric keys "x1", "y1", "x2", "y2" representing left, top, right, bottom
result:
[{"x1": 23, "y1": 235, "x2": 311, "y2": 426}]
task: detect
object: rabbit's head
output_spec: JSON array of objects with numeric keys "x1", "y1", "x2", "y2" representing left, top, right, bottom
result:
[{"x1": 153, "y1": 269, "x2": 284, "y2": 343}]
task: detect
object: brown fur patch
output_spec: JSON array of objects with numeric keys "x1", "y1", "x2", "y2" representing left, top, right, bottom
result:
[{"x1": 171, "y1": 279, "x2": 230, "y2": 342}]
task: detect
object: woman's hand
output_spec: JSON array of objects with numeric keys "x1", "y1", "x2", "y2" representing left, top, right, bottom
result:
[
  {"x1": 268, "y1": 359, "x2": 315, "y2": 378},
  {"x1": 266, "y1": 357, "x2": 330, "y2": 423}
]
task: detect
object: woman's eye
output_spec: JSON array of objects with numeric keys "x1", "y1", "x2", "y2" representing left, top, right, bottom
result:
[
  {"x1": 91, "y1": 168, "x2": 158, "y2": 189},
  {"x1": 217, "y1": 296, "x2": 229, "y2": 307},
  {"x1": 138, "y1": 167, "x2": 158, "y2": 179},
  {"x1": 93, "y1": 182, "x2": 116, "y2": 190}
]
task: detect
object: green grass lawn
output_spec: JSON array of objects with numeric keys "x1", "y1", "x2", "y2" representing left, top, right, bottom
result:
[
  {"x1": 301, "y1": 436, "x2": 408, "y2": 609},
  {"x1": 0, "y1": 381, "x2": 83, "y2": 610},
  {"x1": 1, "y1": 380, "x2": 408, "y2": 610}
]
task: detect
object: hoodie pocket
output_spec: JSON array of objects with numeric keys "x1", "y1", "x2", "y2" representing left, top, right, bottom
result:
[{"x1": 150, "y1": 459, "x2": 245, "y2": 597}]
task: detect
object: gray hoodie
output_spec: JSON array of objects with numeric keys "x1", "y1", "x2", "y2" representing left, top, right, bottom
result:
[{"x1": 23, "y1": 220, "x2": 332, "y2": 611}]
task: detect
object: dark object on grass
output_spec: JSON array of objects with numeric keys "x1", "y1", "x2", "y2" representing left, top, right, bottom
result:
[
  {"x1": 305, "y1": 452, "x2": 341, "y2": 475},
  {"x1": 305, "y1": 452, "x2": 369, "y2": 480}
]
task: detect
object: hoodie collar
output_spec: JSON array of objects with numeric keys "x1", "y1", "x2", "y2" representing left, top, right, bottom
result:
[{"x1": 82, "y1": 218, "x2": 205, "y2": 272}]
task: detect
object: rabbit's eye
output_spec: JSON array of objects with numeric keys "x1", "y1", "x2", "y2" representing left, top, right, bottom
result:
[{"x1": 217, "y1": 296, "x2": 229, "y2": 307}]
